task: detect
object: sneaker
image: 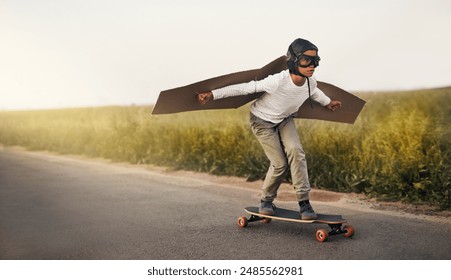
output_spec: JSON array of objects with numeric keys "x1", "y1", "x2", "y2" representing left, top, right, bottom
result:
[
  {"x1": 299, "y1": 200, "x2": 318, "y2": 220},
  {"x1": 259, "y1": 200, "x2": 275, "y2": 215}
]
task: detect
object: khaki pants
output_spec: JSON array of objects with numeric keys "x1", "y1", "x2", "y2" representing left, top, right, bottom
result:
[{"x1": 250, "y1": 113, "x2": 311, "y2": 202}]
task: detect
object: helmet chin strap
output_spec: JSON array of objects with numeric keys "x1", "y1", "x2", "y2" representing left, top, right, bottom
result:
[
  {"x1": 306, "y1": 77, "x2": 313, "y2": 109},
  {"x1": 291, "y1": 69, "x2": 314, "y2": 109}
]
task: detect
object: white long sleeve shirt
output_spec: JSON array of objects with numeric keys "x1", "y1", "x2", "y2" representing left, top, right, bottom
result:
[{"x1": 212, "y1": 70, "x2": 331, "y2": 124}]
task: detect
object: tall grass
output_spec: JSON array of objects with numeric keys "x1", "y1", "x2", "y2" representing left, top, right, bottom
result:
[{"x1": 0, "y1": 88, "x2": 449, "y2": 209}]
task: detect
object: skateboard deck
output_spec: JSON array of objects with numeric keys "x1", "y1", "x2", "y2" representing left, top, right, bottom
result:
[
  {"x1": 238, "y1": 206, "x2": 355, "y2": 242},
  {"x1": 244, "y1": 207, "x2": 346, "y2": 224}
]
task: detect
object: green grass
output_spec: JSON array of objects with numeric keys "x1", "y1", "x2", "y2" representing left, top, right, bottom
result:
[{"x1": 0, "y1": 87, "x2": 449, "y2": 209}]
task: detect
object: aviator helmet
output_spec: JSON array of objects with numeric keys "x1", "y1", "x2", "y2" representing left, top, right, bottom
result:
[{"x1": 287, "y1": 38, "x2": 321, "y2": 77}]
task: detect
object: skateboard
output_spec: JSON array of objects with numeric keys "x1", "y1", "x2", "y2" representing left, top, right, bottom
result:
[{"x1": 237, "y1": 207, "x2": 355, "y2": 242}]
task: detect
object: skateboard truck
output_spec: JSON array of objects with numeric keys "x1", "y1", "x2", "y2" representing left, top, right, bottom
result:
[
  {"x1": 319, "y1": 223, "x2": 354, "y2": 242},
  {"x1": 247, "y1": 214, "x2": 273, "y2": 224}
]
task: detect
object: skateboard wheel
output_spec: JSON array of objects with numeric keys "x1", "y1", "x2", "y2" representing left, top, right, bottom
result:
[
  {"x1": 343, "y1": 225, "x2": 355, "y2": 238},
  {"x1": 262, "y1": 218, "x2": 272, "y2": 224},
  {"x1": 316, "y1": 229, "x2": 329, "y2": 242},
  {"x1": 237, "y1": 217, "x2": 248, "y2": 228}
]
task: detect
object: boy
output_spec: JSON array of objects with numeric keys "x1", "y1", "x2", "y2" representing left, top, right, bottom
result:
[{"x1": 197, "y1": 38, "x2": 342, "y2": 219}]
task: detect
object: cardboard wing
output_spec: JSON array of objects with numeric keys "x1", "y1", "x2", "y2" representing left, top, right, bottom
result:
[
  {"x1": 298, "y1": 81, "x2": 367, "y2": 124},
  {"x1": 152, "y1": 56, "x2": 366, "y2": 124}
]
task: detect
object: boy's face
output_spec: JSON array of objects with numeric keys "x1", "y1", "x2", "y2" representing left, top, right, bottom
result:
[{"x1": 297, "y1": 49, "x2": 318, "y2": 77}]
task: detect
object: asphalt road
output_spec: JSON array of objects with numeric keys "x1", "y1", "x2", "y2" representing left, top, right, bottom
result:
[{"x1": 0, "y1": 148, "x2": 449, "y2": 260}]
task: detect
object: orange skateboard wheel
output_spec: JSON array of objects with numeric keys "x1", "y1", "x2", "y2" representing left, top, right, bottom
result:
[
  {"x1": 343, "y1": 225, "x2": 355, "y2": 238},
  {"x1": 316, "y1": 229, "x2": 329, "y2": 242},
  {"x1": 237, "y1": 217, "x2": 248, "y2": 228}
]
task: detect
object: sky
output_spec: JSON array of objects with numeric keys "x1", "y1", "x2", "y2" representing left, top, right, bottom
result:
[{"x1": 1, "y1": 0, "x2": 450, "y2": 110}]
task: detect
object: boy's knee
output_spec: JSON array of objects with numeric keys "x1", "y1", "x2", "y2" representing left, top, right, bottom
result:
[
  {"x1": 286, "y1": 145, "x2": 305, "y2": 159},
  {"x1": 272, "y1": 161, "x2": 288, "y2": 173}
]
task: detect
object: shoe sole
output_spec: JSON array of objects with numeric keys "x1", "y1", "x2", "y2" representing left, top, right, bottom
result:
[
  {"x1": 301, "y1": 214, "x2": 318, "y2": 220},
  {"x1": 259, "y1": 210, "x2": 275, "y2": 215}
]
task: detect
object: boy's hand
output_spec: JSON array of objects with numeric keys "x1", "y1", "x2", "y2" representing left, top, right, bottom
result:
[
  {"x1": 197, "y1": 92, "x2": 213, "y2": 105},
  {"x1": 326, "y1": 100, "x2": 342, "y2": 111}
]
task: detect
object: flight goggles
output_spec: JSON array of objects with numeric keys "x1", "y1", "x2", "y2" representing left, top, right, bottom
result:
[{"x1": 297, "y1": 54, "x2": 321, "y2": 68}]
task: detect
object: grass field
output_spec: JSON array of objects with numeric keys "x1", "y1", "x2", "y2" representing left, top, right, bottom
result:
[{"x1": 0, "y1": 87, "x2": 449, "y2": 209}]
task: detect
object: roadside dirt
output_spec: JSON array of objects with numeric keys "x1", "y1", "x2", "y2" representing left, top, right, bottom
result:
[
  {"x1": 158, "y1": 168, "x2": 450, "y2": 221},
  {"x1": 2, "y1": 145, "x2": 450, "y2": 224}
]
